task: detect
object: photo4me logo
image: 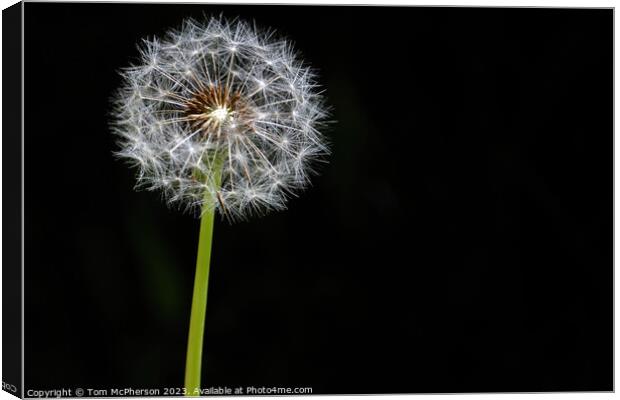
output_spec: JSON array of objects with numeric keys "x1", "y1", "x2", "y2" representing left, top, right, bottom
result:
[{"x1": 245, "y1": 386, "x2": 313, "y2": 395}]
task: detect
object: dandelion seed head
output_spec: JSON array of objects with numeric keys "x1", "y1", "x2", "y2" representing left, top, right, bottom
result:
[{"x1": 111, "y1": 16, "x2": 329, "y2": 222}]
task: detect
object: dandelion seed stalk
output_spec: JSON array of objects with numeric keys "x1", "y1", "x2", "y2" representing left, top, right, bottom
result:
[{"x1": 185, "y1": 155, "x2": 224, "y2": 395}]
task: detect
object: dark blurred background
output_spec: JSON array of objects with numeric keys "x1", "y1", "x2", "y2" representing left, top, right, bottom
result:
[{"x1": 23, "y1": 4, "x2": 612, "y2": 394}]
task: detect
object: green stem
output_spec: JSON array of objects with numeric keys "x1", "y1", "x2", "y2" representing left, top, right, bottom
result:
[{"x1": 185, "y1": 156, "x2": 224, "y2": 396}]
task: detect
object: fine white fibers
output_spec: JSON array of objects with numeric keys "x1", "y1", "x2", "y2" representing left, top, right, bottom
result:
[{"x1": 112, "y1": 17, "x2": 329, "y2": 222}]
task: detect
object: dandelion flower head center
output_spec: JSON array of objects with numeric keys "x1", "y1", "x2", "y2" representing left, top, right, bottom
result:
[
  {"x1": 209, "y1": 106, "x2": 232, "y2": 123},
  {"x1": 184, "y1": 84, "x2": 253, "y2": 136}
]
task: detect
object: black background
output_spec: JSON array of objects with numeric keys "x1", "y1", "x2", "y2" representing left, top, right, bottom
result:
[{"x1": 23, "y1": 4, "x2": 612, "y2": 394}]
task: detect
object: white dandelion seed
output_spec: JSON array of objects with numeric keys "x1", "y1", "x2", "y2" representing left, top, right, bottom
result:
[{"x1": 111, "y1": 16, "x2": 329, "y2": 222}]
